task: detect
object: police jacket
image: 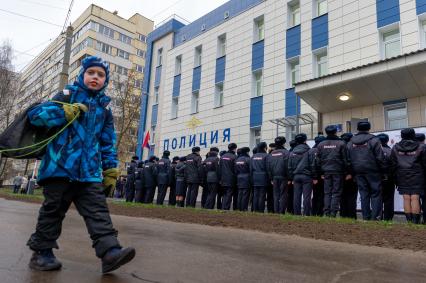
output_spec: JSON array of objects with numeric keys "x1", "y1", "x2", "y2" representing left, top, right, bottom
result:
[
  {"x1": 316, "y1": 136, "x2": 348, "y2": 175},
  {"x1": 203, "y1": 152, "x2": 220, "y2": 183},
  {"x1": 143, "y1": 161, "x2": 157, "y2": 188},
  {"x1": 390, "y1": 140, "x2": 426, "y2": 191},
  {"x1": 381, "y1": 145, "x2": 393, "y2": 178},
  {"x1": 126, "y1": 160, "x2": 138, "y2": 183},
  {"x1": 251, "y1": 152, "x2": 269, "y2": 186},
  {"x1": 156, "y1": 157, "x2": 171, "y2": 185},
  {"x1": 266, "y1": 147, "x2": 289, "y2": 180},
  {"x1": 134, "y1": 166, "x2": 144, "y2": 191},
  {"x1": 185, "y1": 153, "x2": 203, "y2": 184},
  {"x1": 219, "y1": 151, "x2": 237, "y2": 186},
  {"x1": 347, "y1": 132, "x2": 386, "y2": 175},
  {"x1": 235, "y1": 154, "x2": 251, "y2": 189},
  {"x1": 288, "y1": 144, "x2": 317, "y2": 179},
  {"x1": 170, "y1": 162, "x2": 177, "y2": 186},
  {"x1": 175, "y1": 163, "x2": 186, "y2": 182}
]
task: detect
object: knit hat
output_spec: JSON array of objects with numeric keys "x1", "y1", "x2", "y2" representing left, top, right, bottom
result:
[
  {"x1": 192, "y1": 146, "x2": 201, "y2": 153},
  {"x1": 274, "y1": 136, "x2": 286, "y2": 146},
  {"x1": 357, "y1": 121, "x2": 371, "y2": 132},
  {"x1": 295, "y1": 133, "x2": 307, "y2": 144},
  {"x1": 228, "y1": 143, "x2": 237, "y2": 150},
  {"x1": 77, "y1": 56, "x2": 110, "y2": 92},
  {"x1": 401, "y1": 128, "x2": 416, "y2": 140}
]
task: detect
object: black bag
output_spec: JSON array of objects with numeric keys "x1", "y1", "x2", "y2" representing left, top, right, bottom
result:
[{"x1": 0, "y1": 92, "x2": 71, "y2": 159}]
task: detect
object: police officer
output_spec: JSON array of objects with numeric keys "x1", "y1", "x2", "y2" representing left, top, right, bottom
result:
[
  {"x1": 267, "y1": 137, "x2": 289, "y2": 214},
  {"x1": 311, "y1": 135, "x2": 325, "y2": 216},
  {"x1": 390, "y1": 128, "x2": 426, "y2": 224},
  {"x1": 288, "y1": 133, "x2": 317, "y2": 216},
  {"x1": 219, "y1": 143, "x2": 238, "y2": 210},
  {"x1": 287, "y1": 140, "x2": 297, "y2": 214},
  {"x1": 143, "y1": 156, "x2": 158, "y2": 203},
  {"x1": 217, "y1": 150, "x2": 228, "y2": 209},
  {"x1": 266, "y1": 143, "x2": 276, "y2": 213},
  {"x1": 251, "y1": 142, "x2": 269, "y2": 213},
  {"x1": 203, "y1": 149, "x2": 220, "y2": 209},
  {"x1": 317, "y1": 125, "x2": 349, "y2": 217},
  {"x1": 125, "y1": 156, "x2": 139, "y2": 202},
  {"x1": 235, "y1": 147, "x2": 251, "y2": 211},
  {"x1": 201, "y1": 147, "x2": 219, "y2": 208},
  {"x1": 348, "y1": 121, "x2": 386, "y2": 220},
  {"x1": 377, "y1": 133, "x2": 395, "y2": 221},
  {"x1": 175, "y1": 157, "x2": 187, "y2": 207},
  {"x1": 168, "y1": 156, "x2": 179, "y2": 206},
  {"x1": 185, "y1": 147, "x2": 203, "y2": 207},
  {"x1": 156, "y1": 151, "x2": 171, "y2": 205},
  {"x1": 134, "y1": 161, "x2": 144, "y2": 203},
  {"x1": 340, "y1": 132, "x2": 358, "y2": 219}
]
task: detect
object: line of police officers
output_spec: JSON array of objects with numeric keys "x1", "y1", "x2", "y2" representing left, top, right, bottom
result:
[{"x1": 123, "y1": 121, "x2": 426, "y2": 224}]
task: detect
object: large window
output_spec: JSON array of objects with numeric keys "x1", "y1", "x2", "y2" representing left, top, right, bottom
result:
[
  {"x1": 251, "y1": 128, "x2": 262, "y2": 148},
  {"x1": 175, "y1": 55, "x2": 182, "y2": 75},
  {"x1": 191, "y1": 92, "x2": 199, "y2": 114},
  {"x1": 171, "y1": 97, "x2": 179, "y2": 119},
  {"x1": 289, "y1": 58, "x2": 300, "y2": 86},
  {"x1": 215, "y1": 83, "x2": 224, "y2": 108},
  {"x1": 217, "y1": 34, "x2": 227, "y2": 57},
  {"x1": 254, "y1": 16, "x2": 264, "y2": 42},
  {"x1": 382, "y1": 29, "x2": 401, "y2": 59},
  {"x1": 194, "y1": 46, "x2": 202, "y2": 67},
  {"x1": 317, "y1": 0, "x2": 327, "y2": 17},
  {"x1": 315, "y1": 51, "x2": 328, "y2": 77},
  {"x1": 289, "y1": 1, "x2": 300, "y2": 27},
  {"x1": 117, "y1": 49, "x2": 130, "y2": 59},
  {"x1": 253, "y1": 71, "x2": 263, "y2": 97},
  {"x1": 98, "y1": 24, "x2": 114, "y2": 38},
  {"x1": 385, "y1": 102, "x2": 408, "y2": 130},
  {"x1": 96, "y1": 41, "x2": 112, "y2": 55},
  {"x1": 119, "y1": 33, "x2": 132, "y2": 44}
]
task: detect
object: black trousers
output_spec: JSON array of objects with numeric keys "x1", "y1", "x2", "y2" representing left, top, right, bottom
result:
[
  {"x1": 125, "y1": 179, "x2": 135, "y2": 202},
  {"x1": 134, "y1": 188, "x2": 144, "y2": 203},
  {"x1": 232, "y1": 186, "x2": 239, "y2": 211},
  {"x1": 312, "y1": 179, "x2": 324, "y2": 216},
  {"x1": 222, "y1": 186, "x2": 234, "y2": 210},
  {"x1": 293, "y1": 175, "x2": 313, "y2": 216},
  {"x1": 340, "y1": 179, "x2": 358, "y2": 219},
  {"x1": 253, "y1": 186, "x2": 266, "y2": 213},
  {"x1": 382, "y1": 179, "x2": 395, "y2": 221},
  {"x1": 27, "y1": 179, "x2": 121, "y2": 258},
  {"x1": 156, "y1": 184, "x2": 168, "y2": 205},
  {"x1": 287, "y1": 183, "x2": 294, "y2": 214},
  {"x1": 186, "y1": 183, "x2": 199, "y2": 207},
  {"x1": 201, "y1": 183, "x2": 208, "y2": 208},
  {"x1": 356, "y1": 174, "x2": 382, "y2": 220},
  {"x1": 237, "y1": 188, "x2": 250, "y2": 211},
  {"x1": 144, "y1": 186, "x2": 156, "y2": 203},
  {"x1": 168, "y1": 183, "x2": 176, "y2": 206},
  {"x1": 323, "y1": 174, "x2": 344, "y2": 216},
  {"x1": 216, "y1": 185, "x2": 224, "y2": 209},
  {"x1": 205, "y1": 183, "x2": 218, "y2": 209},
  {"x1": 272, "y1": 179, "x2": 288, "y2": 214},
  {"x1": 266, "y1": 184, "x2": 274, "y2": 213}
]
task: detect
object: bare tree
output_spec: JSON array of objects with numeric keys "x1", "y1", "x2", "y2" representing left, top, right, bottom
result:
[{"x1": 108, "y1": 68, "x2": 141, "y2": 163}]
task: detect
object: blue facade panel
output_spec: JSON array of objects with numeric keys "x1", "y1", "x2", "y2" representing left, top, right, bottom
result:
[
  {"x1": 252, "y1": 40, "x2": 264, "y2": 71},
  {"x1": 151, "y1": 104, "x2": 158, "y2": 126},
  {"x1": 285, "y1": 88, "x2": 301, "y2": 117},
  {"x1": 250, "y1": 96, "x2": 263, "y2": 128},
  {"x1": 172, "y1": 74, "x2": 181, "y2": 97},
  {"x1": 312, "y1": 14, "x2": 328, "y2": 50},
  {"x1": 215, "y1": 56, "x2": 226, "y2": 84},
  {"x1": 376, "y1": 0, "x2": 400, "y2": 28},
  {"x1": 192, "y1": 66, "x2": 202, "y2": 92},
  {"x1": 417, "y1": 0, "x2": 426, "y2": 15},
  {"x1": 154, "y1": 66, "x2": 162, "y2": 87},
  {"x1": 286, "y1": 25, "x2": 301, "y2": 59},
  {"x1": 174, "y1": 0, "x2": 264, "y2": 46}
]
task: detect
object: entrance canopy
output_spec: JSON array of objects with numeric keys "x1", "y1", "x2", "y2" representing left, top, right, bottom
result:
[{"x1": 295, "y1": 49, "x2": 426, "y2": 113}]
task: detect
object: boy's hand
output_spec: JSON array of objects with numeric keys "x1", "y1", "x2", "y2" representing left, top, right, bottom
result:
[
  {"x1": 63, "y1": 103, "x2": 88, "y2": 122},
  {"x1": 103, "y1": 168, "x2": 119, "y2": 192}
]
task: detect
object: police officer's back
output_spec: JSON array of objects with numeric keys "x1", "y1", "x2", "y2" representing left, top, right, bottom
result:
[
  {"x1": 143, "y1": 156, "x2": 157, "y2": 203},
  {"x1": 235, "y1": 147, "x2": 251, "y2": 211}
]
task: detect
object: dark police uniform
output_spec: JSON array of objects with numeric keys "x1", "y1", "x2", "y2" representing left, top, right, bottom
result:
[
  {"x1": 235, "y1": 150, "x2": 251, "y2": 211},
  {"x1": 175, "y1": 161, "x2": 186, "y2": 206},
  {"x1": 251, "y1": 151, "x2": 269, "y2": 213},
  {"x1": 219, "y1": 151, "x2": 237, "y2": 210},
  {"x1": 168, "y1": 158, "x2": 178, "y2": 206},
  {"x1": 125, "y1": 159, "x2": 138, "y2": 202},
  {"x1": 156, "y1": 156, "x2": 171, "y2": 205},
  {"x1": 267, "y1": 147, "x2": 290, "y2": 214},
  {"x1": 134, "y1": 162, "x2": 144, "y2": 203},
  {"x1": 202, "y1": 151, "x2": 220, "y2": 209},
  {"x1": 143, "y1": 160, "x2": 157, "y2": 203},
  {"x1": 185, "y1": 151, "x2": 203, "y2": 207}
]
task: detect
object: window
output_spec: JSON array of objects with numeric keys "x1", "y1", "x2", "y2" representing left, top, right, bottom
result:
[
  {"x1": 139, "y1": 34, "x2": 147, "y2": 43},
  {"x1": 171, "y1": 97, "x2": 179, "y2": 119},
  {"x1": 250, "y1": 128, "x2": 262, "y2": 148},
  {"x1": 217, "y1": 34, "x2": 226, "y2": 57},
  {"x1": 317, "y1": 0, "x2": 327, "y2": 17},
  {"x1": 96, "y1": 41, "x2": 112, "y2": 55},
  {"x1": 191, "y1": 92, "x2": 199, "y2": 114},
  {"x1": 116, "y1": 65, "x2": 128, "y2": 76},
  {"x1": 194, "y1": 46, "x2": 202, "y2": 67},
  {"x1": 175, "y1": 55, "x2": 182, "y2": 75},
  {"x1": 151, "y1": 125, "x2": 156, "y2": 144},
  {"x1": 384, "y1": 102, "x2": 408, "y2": 130},
  {"x1": 289, "y1": 2, "x2": 300, "y2": 27},
  {"x1": 136, "y1": 49, "x2": 145, "y2": 58},
  {"x1": 98, "y1": 24, "x2": 114, "y2": 38},
  {"x1": 315, "y1": 51, "x2": 328, "y2": 77},
  {"x1": 382, "y1": 29, "x2": 401, "y2": 59},
  {"x1": 119, "y1": 33, "x2": 132, "y2": 44},
  {"x1": 214, "y1": 83, "x2": 224, "y2": 107},
  {"x1": 135, "y1": 64, "x2": 144, "y2": 73},
  {"x1": 157, "y1": 48, "x2": 163, "y2": 66},
  {"x1": 117, "y1": 49, "x2": 130, "y2": 60},
  {"x1": 253, "y1": 71, "x2": 263, "y2": 97},
  {"x1": 154, "y1": 87, "x2": 159, "y2": 104},
  {"x1": 254, "y1": 16, "x2": 264, "y2": 42},
  {"x1": 290, "y1": 59, "x2": 300, "y2": 86},
  {"x1": 134, "y1": 79, "x2": 142, "y2": 89}
]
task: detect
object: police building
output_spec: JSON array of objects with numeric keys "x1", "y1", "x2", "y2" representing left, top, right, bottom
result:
[{"x1": 137, "y1": 0, "x2": 426, "y2": 158}]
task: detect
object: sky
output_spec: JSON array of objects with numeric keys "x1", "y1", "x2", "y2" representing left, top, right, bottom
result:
[{"x1": 0, "y1": 0, "x2": 229, "y2": 72}]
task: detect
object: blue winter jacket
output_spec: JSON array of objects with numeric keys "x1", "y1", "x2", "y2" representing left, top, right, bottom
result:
[{"x1": 27, "y1": 83, "x2": 118, "y2": 184}]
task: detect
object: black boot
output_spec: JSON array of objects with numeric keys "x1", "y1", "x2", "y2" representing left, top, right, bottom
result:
[
  {"x1": 102, "y1": 247, "x2": 136, "y2": 274},
  {"x1": 412, "y1": 214, "x2": 421, "y2": 224},
  {"x1": 29, "y1": 249, "x2": 62, "y2": 271},
  {"x1": 405, "y1": 213, "x2": 413, "y2": 223},
  {"x1": 180, "y1": 200, "x2": 185, "y2": 207}
]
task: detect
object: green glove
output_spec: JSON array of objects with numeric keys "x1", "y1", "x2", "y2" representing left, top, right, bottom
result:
[
  {"x1": 103, "y1": 168, "x2": 119, "y2": 192},
  {"x1": 63, "y1": 103, "x2": 88, "y2": 122}
]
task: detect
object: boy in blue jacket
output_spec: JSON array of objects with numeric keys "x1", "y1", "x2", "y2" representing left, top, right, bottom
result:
[{"x1": 26, "y1": 56, "x2": 135, "y2": 273}]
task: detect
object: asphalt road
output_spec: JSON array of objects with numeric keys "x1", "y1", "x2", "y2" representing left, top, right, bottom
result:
[{"x1": 0, "y1": 198, "x2": 425, "y2": 283}]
